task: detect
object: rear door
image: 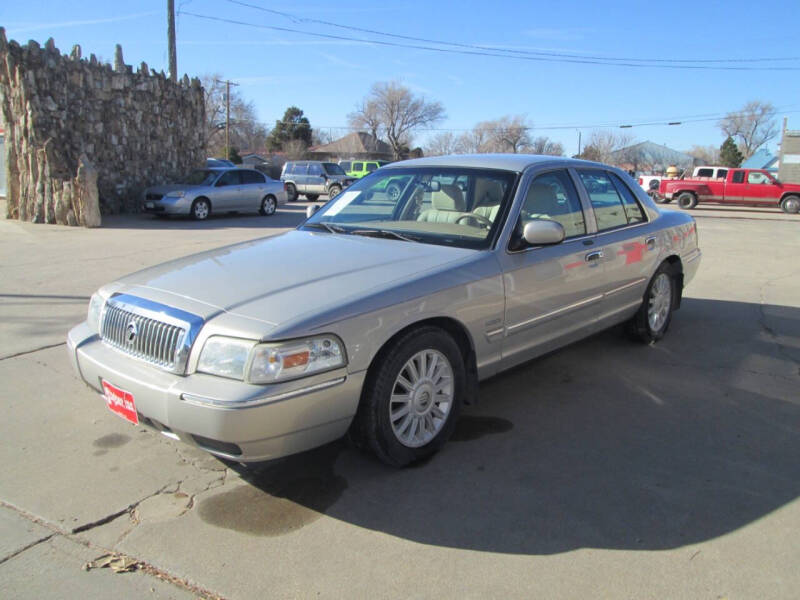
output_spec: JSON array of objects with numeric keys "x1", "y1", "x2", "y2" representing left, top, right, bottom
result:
[
  {"x1": 576, "y1": 169, "x2": 659, "y2": 324},
  {"x1": 240, "y1": 170, "x2": 266, "y2": 211},
  {"x1": 306, "y1": 163, "x2": 327, "y2": 195},
  {"x1": 725, "y1": 169, "x2": 747, "y2": 202}
]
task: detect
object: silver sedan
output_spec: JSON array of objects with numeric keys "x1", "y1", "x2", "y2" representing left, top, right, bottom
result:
[
  {"x1": 142, "y1": 168, "x2": 288, "y2": 220},
  {"x1": 69, "y1": 155, "x2": 700, "y2": 467}
]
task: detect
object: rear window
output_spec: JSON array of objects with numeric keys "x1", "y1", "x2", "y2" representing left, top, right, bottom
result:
[
  {"x1": 339, "y1": 161, "x2": 351, "y2": 171},
  {"x1": 323, "y1": 163, "x2": 346, "y2": 176},
  {"x1": 352, "y1": 162, "x2": 363, "y2": 171},
  {"x1": 696, "y1": 168, "x2": 713, "y2": 177}
]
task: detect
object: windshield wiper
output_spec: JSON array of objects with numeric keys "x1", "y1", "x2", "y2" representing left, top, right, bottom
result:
[
  {"x1": 349, "y1": 229, "x2": 419, "y2": 242},
  {"x1": 304, "y1": 222, "x2": 346, "y2": 234}
]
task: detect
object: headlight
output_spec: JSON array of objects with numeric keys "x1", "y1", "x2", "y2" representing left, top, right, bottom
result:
[
  {"x1": 197, "y1": 334, "x2": 347, "y2": 383},
  {"x1": 248, "y1": 335, "x2": 346, "y2": 384},
  {"x1": 197, "y1": 336, "x2": 256, "y2": 380},
  {"x1": 165, "y1": 190, "x2": 186, "y2": 198},
  {"x1": 87, "y1": 293, "x2": 106, "y2": 333}
]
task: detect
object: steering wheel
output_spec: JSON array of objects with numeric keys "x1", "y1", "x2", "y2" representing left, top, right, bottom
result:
[{"x1": 456, "y1": 213, "x2": 493, "y2": 228}]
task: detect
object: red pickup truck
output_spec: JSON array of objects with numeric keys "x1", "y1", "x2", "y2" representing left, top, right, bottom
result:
[{"x1": 657, "y1": 168, "x2": 800, "y2": 214}]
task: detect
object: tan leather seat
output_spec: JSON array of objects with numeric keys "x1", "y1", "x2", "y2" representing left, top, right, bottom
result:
[
  {"x1": 472, "y1": 179, "x2": 504, "y2": 222},
  {"x1": 525, "y1": 183, "x2": 562, "y2": 217},
  {"x1": 417, "y1": 184, "x2": 466, "y2": 223}
]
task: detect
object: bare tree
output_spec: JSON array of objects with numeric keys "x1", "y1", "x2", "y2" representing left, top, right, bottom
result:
[
  {"x1": 491, "y1": 115, "x2": 532, "y2": 153},
  {"x1": 529, "y1": 136, "x2": 565, "y2": 156},
  {"x1": 718, "y1": 101, "x2": 778, "y2": 159},
  {"x1": 425, "y1": 132, "x2": 460, "y2": 156},
  {"x1": 687, "y1": 144, "x2": 721, "y2": 165},
  {"x1": 350, "y1": 81, "x2": 445, "y2": 159},
  {"x1": 580, "y1": 130, "x2": 634, "y2": 163},
  {"x1": 202, "y1": 74, "x2": 269, "y2": 156},
  {"x1": 283, "y1": 139, "x2": 308, "y2": 160},
  {"x1": 456, "y1": 123, "x2": 493, "y2": 153},
  {"x1": 348, "y1": 99, "x2": 383, "y2": 142}
]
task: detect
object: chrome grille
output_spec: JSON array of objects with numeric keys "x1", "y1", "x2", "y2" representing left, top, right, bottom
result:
[{"x1": 99, "y1": 294, "x2": 204, "y2": 374}]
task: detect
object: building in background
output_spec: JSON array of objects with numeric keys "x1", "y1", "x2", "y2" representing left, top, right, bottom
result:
[
  {"x1": 610, "y1": 141, "x2": 694, "y2": 174},
  {"x1": 741, "y1": 148, "x2": 779, "y2": 173},
  {"x1": 308, "y1": 132, "x2": 393, "y2": 162},
  {"x1": 778, "y1": 126, "x2": 800, "y2": 183}
]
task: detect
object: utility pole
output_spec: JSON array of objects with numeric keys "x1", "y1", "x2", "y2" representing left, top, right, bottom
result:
[
  {"x1": 215, "y1": 79, "x2": 239, "y2": 160},
  {"x1": 576, "y1": 130, "x2": 582, "y2": 156},
  {"x1": 167, "y1": 0, "x2": 177, "y2": 82}
]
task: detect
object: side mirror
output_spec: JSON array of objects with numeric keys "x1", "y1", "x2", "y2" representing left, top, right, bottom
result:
[
  {"x1": 523, "y1": 220, "x2": 565, "y2": 246},
  {"x1": 306, "y1": 205, "x2": 320, "y2": 219}
]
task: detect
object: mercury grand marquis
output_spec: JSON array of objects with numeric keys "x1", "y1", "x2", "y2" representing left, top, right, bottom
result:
[{"x1": 68, "y1": 155, "x2": 701, "y2": 467}]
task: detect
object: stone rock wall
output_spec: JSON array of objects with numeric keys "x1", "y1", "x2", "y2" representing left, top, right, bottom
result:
[{"x1": 0, "y1": 29, "x2": 205, "y2": 225}]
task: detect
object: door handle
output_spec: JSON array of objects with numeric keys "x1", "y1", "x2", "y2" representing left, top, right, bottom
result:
[
  {"x1": 645, "y1": 236, "x2": 657, "y2": 250},
  {"x1": 585, "y1": 250, "x2": 603, "y2": 265}
]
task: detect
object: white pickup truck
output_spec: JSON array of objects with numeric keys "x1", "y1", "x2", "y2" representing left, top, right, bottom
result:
[{"x1": 638, "y1": 166, "x2": 729, "y2": 195}]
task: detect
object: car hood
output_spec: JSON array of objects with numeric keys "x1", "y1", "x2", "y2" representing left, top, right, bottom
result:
[{"x1": 114, "y1": 230, "x2": 477, "y2": 332}]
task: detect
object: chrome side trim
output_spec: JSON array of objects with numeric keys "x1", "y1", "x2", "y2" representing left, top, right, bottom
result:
[
  {"x1": 603, "y1": 277, "x2": 647, "y2": 297},
  {"x1": 507, "y1": 294, "x2": 602, "y2": 333},
  {"x1": 685, "y1": 249, "x2": 702, "y2": 263},
  {"x1": 181, "y1": 376, "x2": 347, "y2": 409},
  {"x1": 485, "y1": 328, "x2": 504, "y2": 338}
]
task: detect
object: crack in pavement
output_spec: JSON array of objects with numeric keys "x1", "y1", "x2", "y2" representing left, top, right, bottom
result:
[
  {"x1": 0, "y1": 533, "x2": 55, "y2": 567},
  {"x1": 0, "y1": 341, "x2": 67, "y2": 361}
]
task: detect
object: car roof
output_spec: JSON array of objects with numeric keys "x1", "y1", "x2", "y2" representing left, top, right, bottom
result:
[{"x1": 384, "y1": 153, "x2": 608, "y2": 172}]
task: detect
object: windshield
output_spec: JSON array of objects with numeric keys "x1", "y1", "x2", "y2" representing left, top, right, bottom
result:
[
  {"x1": 182, "y1": 170, "x2": 218, "y2": 186},
  {"x1": 302, "y1": 167, "x2": 517, "y2": 249},
  {"x1": 323, "y1": 163, "x2": 346, "y2": 176}
]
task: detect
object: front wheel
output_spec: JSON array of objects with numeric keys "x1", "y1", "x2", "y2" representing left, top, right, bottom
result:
[
  {"x1": 628, "y1": 263, "x2": 675, "y2": 343},
  {"x1": 780, "y1": 195, "x2": 800, "y2": 214},
  {"x1": 191, "y1": 198, "x2": 210, "y2": 220},
  {"x1": 328, "y1": 185, "x2": 342, "y2": 200},
  {"x1": 260, "y1": 195, "x2": 277, "y2": 216},
  {"x1": 356, "y1": 327, "x2": 465, "y2": 467},
  {"x1": 677, "y1": 192, "x2": 698, "y2": 210}
]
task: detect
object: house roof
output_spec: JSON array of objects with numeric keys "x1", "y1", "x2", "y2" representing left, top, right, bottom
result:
[
  {"x1": 742, "y1": 148, "x2": 778, "y2": 169},
  {"x1": 609, "y1": 141, "x2": 694, "y2": 167},
  {"x1": 310, "y1": 131, "x2": 392, "y2": 155}
]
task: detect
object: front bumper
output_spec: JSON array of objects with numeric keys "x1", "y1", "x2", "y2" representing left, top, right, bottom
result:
[
  {"x1": 141, "y1": 196, "x2": 192, "y2": 215},
  {"x1": 67, "y1": 322, "x2": 363, "y2": 462}
]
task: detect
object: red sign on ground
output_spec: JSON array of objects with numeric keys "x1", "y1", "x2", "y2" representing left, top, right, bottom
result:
[{"x1": 101, "y1": 380, "x2": 139, "y2": 425}]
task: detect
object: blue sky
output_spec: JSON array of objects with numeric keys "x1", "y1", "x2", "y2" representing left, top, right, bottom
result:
[{"x1": 3, "y1": 0, "x2": 800, "y2": 156}]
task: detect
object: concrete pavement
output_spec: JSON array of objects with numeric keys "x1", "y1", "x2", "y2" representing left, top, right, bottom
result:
[{"x1": 1, "y1": 205, "x2": 798, "y2": 599}]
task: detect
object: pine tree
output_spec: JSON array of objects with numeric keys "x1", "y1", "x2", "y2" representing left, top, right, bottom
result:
[
  {"x1": 267, "y1": 107, "x2": 312, "y2": 151},
  {"x1": 719, "y1": 136, "x2": 744, "y2": 168}
]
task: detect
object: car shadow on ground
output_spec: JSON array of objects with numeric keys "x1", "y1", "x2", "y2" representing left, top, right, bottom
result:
[{"x1": 206, "y1": 297, "x2": 800, "y2": 554}]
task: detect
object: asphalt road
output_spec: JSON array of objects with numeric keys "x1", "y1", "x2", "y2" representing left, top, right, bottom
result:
[{"x1": 1, "y1": 201, "x2": 798, "y2": 599}]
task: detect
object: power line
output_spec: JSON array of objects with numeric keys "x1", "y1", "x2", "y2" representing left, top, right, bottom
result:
[
  {"x1": 222, "y1": 0, "x2": 800, "y2": 66},
  {"x1": 178, "y1": 11, "x2": 800, "y2": 71}
]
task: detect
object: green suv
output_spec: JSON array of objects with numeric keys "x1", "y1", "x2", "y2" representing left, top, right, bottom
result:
[{"x1": 339, "y1": 160, "x2": 389, "y2": 179}]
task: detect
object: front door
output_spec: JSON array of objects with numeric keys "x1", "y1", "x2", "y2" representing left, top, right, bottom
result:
[{"x1": 498, "y1": 169, "x2": 603, "y2": 366}]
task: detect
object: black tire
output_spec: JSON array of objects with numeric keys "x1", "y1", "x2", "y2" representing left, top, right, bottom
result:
[
  {"x1": 305, "y1": 194, "x2": 319, "y2": 202},
  {"x1": 386, "y1": 182, "x2": 402, "y2": 202},
  {"x1": 286, "y1": 183, "x2": 298, "y2": 202},
  {"x1": 355, "y1": 326, "x2": 465, "y2": 467},
  {"x1": 628, "y1": 262, "x2": 676, "y2": 344},
  {"x1": 328, "y1": 185, "x2": 342, "y2": 200},
  {"x1": 677, "y1": 192, "x2": 698, "y2": 210},
  {"x1": 648, "y1": 179, "x2": 660, "y2": 191},
  {"x1": 780, "y1": 195, "x2": 800, "y2": 214},
  {"x1": 259, "y1": 195, "x2": 277, "y2": 216},
  {"x1": 191, "y1": 198, "x2": 211, "y2": 220},
  {"x1": 649, "y1": 191, "x2": 670, "y2": 204}
]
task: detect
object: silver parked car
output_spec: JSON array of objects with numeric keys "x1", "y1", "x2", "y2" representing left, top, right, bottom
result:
[
  {"x1": 69, "y1": 155, "x2": 701, "y2": 467},
  {"x1": 143, "y1": 168, "x2": 288, "y2": 220}
]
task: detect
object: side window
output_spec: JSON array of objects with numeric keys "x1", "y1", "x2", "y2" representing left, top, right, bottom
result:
[
  {"x1": 717, "y1": 169, "x2": 728, "y2": 179},
  {"x1": 732, "y1": 170, "x2": 746, "y2": 184},
  {"x1": 366, "y1": 162, "x2": 378, "y2": 172},
  {"x1": 747, "y1": 171, "x2": 768, "y2": 184},
  {"x1": 577, "y1": 170, "x2": 628, "y2": 231},
  {"x1": 696, "y1": 168, "x2": 713, "y2": 177},
  {"x1": 240, "y1": 170, "x2": 265, "y2": 184},
  {"x1": 308, "y1": 163, "x2": 323, "y2": 176},
  {"x1": 609, "y1": 173, "x2": 646, "y2": 224},
  {"x1": 339, "y1": 161, "x2": 351, "y2": 171},
  {"x1": 353, "y1": 162, "x2": 363, "y2": 171},
  {"x1": 520, "y1": 170, "x2": 586, "y2": 239},
  {"x1": 216, "y1": 171, "x2": 241, "y2": 187}
]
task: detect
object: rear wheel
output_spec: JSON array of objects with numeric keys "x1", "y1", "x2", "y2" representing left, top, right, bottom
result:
[
  {"x1": 260, "y1": 195, "x2": 277, "y2": 216},
  {"x1": 628, "y1": 263, "x2": 676, "y2": 343},
  {"x1": 677, "y1": 192, "x2": 698, "y2": 210},
  {"x1": 286, "y1": 183, "x2": 298, "y2": 202},
  {"x1": 356, "y1": 327, "x2": 465, "y2": 467},
  {"x1": 191, "y1": 198, "x2": 210, "y2": 220},
  {"x1": 780, "y1": 195, "x2": 800, "y2": 214},
  {"x1": 305, "y1": 194, "x2": 319, "y2": 202}
]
